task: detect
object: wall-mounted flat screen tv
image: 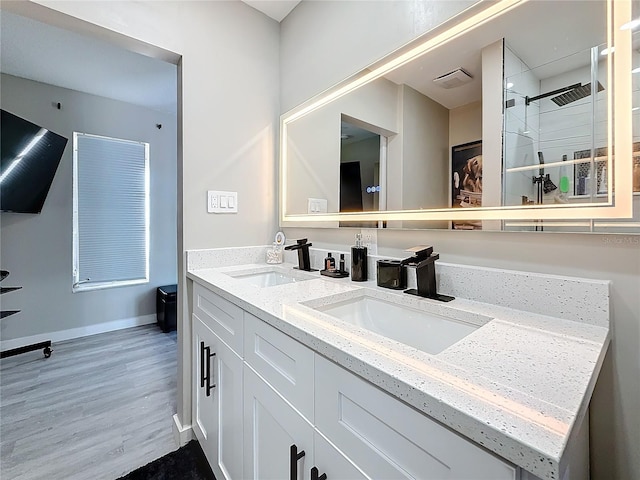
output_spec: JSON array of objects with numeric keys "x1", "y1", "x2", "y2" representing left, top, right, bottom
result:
[{"x1": 1, "y1": 109, "x2": 68, "y2": 214}]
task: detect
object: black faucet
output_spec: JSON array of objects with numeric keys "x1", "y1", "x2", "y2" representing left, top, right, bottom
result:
[
  {"x1": 402, "y1": 246, "x2": 454, "y2": 302},
  {"x1": 284, "y1": 238, "x2": 317, "y2": 272}
]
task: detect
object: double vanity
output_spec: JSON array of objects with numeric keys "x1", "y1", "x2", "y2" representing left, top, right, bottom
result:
[{"x1": 186, "y1": 245, "x2": 610, "y2": 480}]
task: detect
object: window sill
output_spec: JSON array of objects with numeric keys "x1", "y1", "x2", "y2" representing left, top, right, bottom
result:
[{"x1": 72, "y1": 278, "x2": 149, "y2": 293}]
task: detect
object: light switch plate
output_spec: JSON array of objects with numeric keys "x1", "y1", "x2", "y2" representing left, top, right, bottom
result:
[
  {"x1": 361, "y1": 228, "x2": 378, "y2": 255},
  {"x1": 307, "y1": 198, "x2": 328, "y2": 214},
  {"x1": 207, "y1": 190, "x2": 238, "y2": 213},
  {"x1": 207, "y1": 191, "x2": 217, "y2": 212}
]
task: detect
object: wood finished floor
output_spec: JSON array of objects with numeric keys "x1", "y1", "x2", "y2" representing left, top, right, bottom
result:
[{"x1": 1, "y1": 325, "x2": 178, "y2": 480}]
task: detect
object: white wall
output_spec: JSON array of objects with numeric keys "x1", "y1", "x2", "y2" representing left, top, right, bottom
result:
[
  {"x1": 400, "y1": 85, "x2": 449, "y2": 211},
  {"x1": 481, "y1": 39, "x2": 503, "y2": 212},
  {"x1": 0, "y1": 73, "x2": 177, "y2": 341},
  {"x1": 287, "y1": 77, "x2": 451, "y2": 224},
  {"x1": 286, "y1": 75, "x2": 398, "y2": 215},
  {"x1": 280, "y1": 2, "x2": 639, "y2": 479},
  {"x1": 449, "y1": 100, "x2": 482, "y2": 148}
]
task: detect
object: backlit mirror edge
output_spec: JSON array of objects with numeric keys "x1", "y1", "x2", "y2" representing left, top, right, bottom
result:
[{"x1": 279, "y1": 0, "x2": 634, "y2": 227}]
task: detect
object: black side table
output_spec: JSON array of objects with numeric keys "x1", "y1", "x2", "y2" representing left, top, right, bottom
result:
[
  {"x1": 0, "y1": 270, "x2": 52, "y2": 358},
  {"x1": 156, "y1": 284, "x2": 177, "y2": 332}
]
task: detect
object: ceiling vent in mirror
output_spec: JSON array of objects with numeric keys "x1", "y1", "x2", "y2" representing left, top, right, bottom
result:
[{"x1": 433, "y1": 68, "x2": 473, "y2": 89}]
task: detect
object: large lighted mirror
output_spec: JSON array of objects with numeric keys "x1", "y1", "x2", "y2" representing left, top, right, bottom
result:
[{"x1": 280, "y1": 0, "x2": 639, "y2": 233}]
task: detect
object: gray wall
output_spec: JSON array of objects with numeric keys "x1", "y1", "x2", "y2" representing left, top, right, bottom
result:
[
  {"x1": 280, "y1": 2, "x2": 639, "y2": 479},
  {"x1": 0, "y1": 73, "x2": 178, "y2": 341},
  {"x1": 400, "y1": 85, "x2": 449, "y2": 211}
]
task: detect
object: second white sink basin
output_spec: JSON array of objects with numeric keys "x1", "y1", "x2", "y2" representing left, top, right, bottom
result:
[
  {"x1": 226, "y1": 266, "x2": 315, "y2": 288},
  {"x1": 314, "y1": 294, "x2": 481, "y2": 355}
]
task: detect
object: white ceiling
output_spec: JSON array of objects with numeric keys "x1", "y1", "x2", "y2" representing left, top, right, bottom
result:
[
  {"x1": 0, "y1": 10, "x2": 178, "y2": 115},
  {"x1": 242, "y1": 0, "x2": 301, "y2": 22}
]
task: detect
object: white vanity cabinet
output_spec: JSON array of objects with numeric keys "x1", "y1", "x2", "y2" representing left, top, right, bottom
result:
[
  {"x1": 192, "y1": 282, "x2": 519, "y2": 480},
  {"x1": 191, "y1": 284, "x2": 244, "y2": 480}
]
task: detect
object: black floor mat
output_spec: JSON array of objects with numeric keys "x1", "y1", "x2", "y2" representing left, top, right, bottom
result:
[{"x1": 116, "y1": 440, "x2": 216, "y2": 480}]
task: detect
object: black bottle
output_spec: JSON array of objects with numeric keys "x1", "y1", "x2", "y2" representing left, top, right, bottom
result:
[
  {"x1": 324, "y1": 252, "x2": 336, "y2": 271},
  {"x1": 351, "y1": 234, "x2": 367, "y2": 281},
  {"x1": 339, "y1": 254, "x2": 346, "y2": 273}
]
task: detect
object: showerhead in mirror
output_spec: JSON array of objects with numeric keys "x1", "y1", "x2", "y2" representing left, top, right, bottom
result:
[{"x1": 551, "y1": 82, "x2": 604, "y2": 107}]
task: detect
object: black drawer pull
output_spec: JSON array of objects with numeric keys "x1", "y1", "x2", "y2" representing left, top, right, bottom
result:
[
  {"x1": 311, "y1": 466, "x2": 327, "y2": 480},
  {"x1": 205, "y1": 346, "x2": 216, "y2": 397},
  {"x1": 200, "y1": 341, "x2": 206, "y2": 388},
  {"x1": 290, "y1": 444, "x2": 305, "y2": 480},
  {"x1": 200, "y1": 341, "x2": 216, "y2": 396}
]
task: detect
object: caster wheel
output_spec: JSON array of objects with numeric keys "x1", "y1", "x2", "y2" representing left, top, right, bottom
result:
[{"x1": 43, "y1": 346, "x2": 52, "y2": 358}]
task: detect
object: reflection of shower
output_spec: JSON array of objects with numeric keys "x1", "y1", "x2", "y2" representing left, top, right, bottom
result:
[
  {"x1": 525, "y1": 82, "x2": 604, "y2": 106},
  {"x1": 531, "y1": 152, "x2": 557, "y2": 231},
  {"x1": 535, "y1": 152, "x2": 557, "y2": 195}
]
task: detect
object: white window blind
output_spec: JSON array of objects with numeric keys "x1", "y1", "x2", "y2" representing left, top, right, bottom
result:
[{"x1": 73, "y1": 132, "x2": 149, "y2": 292}]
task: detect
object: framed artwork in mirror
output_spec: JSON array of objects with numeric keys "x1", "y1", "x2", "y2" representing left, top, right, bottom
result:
[{"x1": 451, "y1": 140, "x2": 482, "y2": 230}]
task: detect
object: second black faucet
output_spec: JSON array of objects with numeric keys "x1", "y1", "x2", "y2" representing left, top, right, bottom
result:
[{"x1": 402, "y1": 246, "x2": 454, "y2": 302}]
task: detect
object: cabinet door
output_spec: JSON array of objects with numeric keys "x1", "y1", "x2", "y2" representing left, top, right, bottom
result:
[
  {"x1": 244, "y1": 365, "x2": 314, "y2": 480},
  {"x1": 192, "y1": 314, "x2": 217, "y2": 458},
  {"x1": 193, "y1": 313, "x2": 244, "y2": 480},
  {"x1": 313, "y1": 432, "x2": 368, "y2": 480},
  {"x1": 315, "y1": 355, "x2": 516, "y2": 480}
]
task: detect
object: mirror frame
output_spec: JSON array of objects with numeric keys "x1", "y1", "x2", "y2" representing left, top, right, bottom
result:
[{"x1": 279, "y1": 0, "x2": 633, "y2": 226}]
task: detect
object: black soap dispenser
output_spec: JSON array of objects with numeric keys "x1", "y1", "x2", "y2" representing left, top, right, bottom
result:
[{"x1": 351, "y1": 233, "x2": 367, "y2": 282}]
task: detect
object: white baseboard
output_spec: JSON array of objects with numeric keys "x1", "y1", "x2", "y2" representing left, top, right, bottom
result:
[
  {"x1": 172, "y1": 414, "x2": 194, "y2": 447},
  {"x1": 0, "y1": 314, "x2": 157, "y2": 352}
]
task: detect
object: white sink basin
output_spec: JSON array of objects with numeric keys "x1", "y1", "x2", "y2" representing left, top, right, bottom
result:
[
  {"x1": 314, "y1": 294, "x2": 481, "y2": 355},
  {"x1": 226, "y1": 267, "x2": 315, "y2": 288}
]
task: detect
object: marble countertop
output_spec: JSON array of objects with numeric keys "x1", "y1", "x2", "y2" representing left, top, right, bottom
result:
[{"x1": 187, "y1": 261, "x2": 609, "y2": 480}]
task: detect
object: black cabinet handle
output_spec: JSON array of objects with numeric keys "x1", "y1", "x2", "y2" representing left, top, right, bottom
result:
[
  {"x1": 200, "y1": 341, "x2": 206, "y2": 388},
  {"x1": 311, "y1": 467, "x2": 327, "y2": 480},
  {"x1": 200, "y1": 341, "x2": 216, "y2": 396},
  {"x1": 290, "y1": 444, "x2": 305, "y2": 480},
  {"x1": 205, "y1": 347, "x2": 216, "y2": 397}
]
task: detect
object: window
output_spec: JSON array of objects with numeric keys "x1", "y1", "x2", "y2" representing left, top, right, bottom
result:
[{"x1": 73, "y1": 132, "x2": 149, "y2": 292}]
